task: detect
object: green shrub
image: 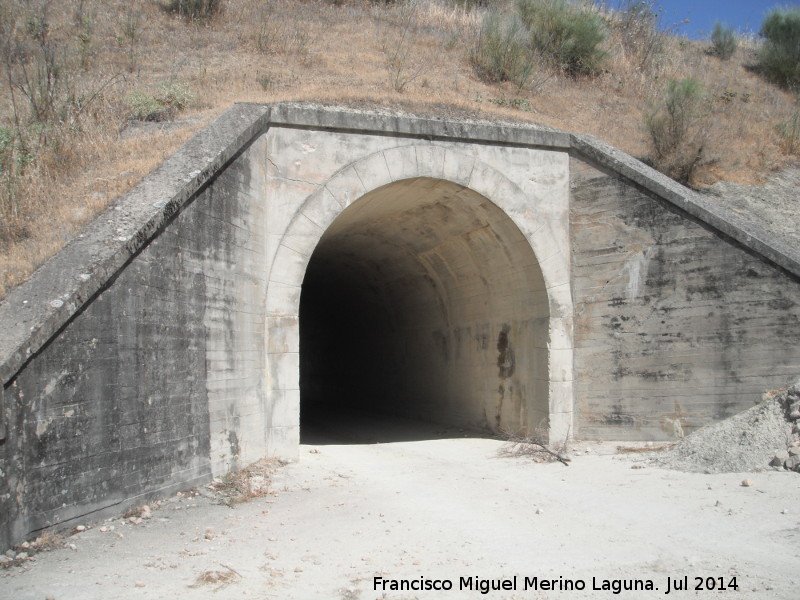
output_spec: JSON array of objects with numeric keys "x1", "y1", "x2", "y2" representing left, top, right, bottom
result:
[
  {"x1": 155, "y1": 81, "x2": 195, "y2": 111},
  {"x1": 710, "y1": 22, "x2": 737, "y2": 60},
  {"x1": 758, "y1": 7, "x2": 800, "y2": 88},
  {"x1": 125, "y1": 92, "x2": 164, "y2": 121},
  {"x1": 471, "y1": 10, "x2": 537, "y2": 90},
  {"x1": 163, "y1": 0, "x2": 222, "y2": 21},
  {"x1": 644, "y1": 78, "x2": 707, "y2": 184},
  {"x1": 126, "y1": 82, "x2": 195, "y2": 121},
  {"x1": 516, "y1": 0, "x2": 608, "y2": 76}
]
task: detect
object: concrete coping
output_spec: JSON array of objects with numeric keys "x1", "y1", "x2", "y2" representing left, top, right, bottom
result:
[{"x1": 1, "y1": 101, "x2": 798, "y2": 390}]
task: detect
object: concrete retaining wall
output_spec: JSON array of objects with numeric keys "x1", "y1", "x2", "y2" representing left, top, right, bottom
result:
[
  {"x1": 0, "y1": 103, "x2": 798, "y2": 549},
  {"x1": 570, "y1": 157, "x2": 800, "y2": 439}
]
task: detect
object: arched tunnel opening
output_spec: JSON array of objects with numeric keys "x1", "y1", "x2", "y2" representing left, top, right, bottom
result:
[{"x1": 299, "y1": 177, "x2": 550, "y2": 444}]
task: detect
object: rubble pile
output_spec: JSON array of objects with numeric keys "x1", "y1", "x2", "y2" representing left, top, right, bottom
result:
[
  {"x1": 653, "y1": 384, "x2": 800, "y2": 474},
  {"x1": 769, "y1": 384, "x2": 800, "y2": 473}
]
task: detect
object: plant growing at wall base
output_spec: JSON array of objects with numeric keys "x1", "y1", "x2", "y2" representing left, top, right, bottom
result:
[{"x1": 644, "y1": 78, "x2": 708, "y2": 184}]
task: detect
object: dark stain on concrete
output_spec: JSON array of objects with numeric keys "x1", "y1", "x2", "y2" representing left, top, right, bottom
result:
[{"x1": 497, "y1": 324, "x2": 515, "y2": 378}]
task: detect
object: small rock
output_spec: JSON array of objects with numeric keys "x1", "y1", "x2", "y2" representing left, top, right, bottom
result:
[
  {"x1": 715, "y1": 500, "x2": 722, "y2": 507},
  {"x1": 770, "y1": 451, "x2": 790, "y2": 467},
  {"x1": 128, "y1": 517, "x2": 142, "y2": 525},
  {"x1": 75, "y1": 525, "x2": 86, "y2": 532},
  {"x1": 294, "y1": 567, "x2": 303, "y2": 573},
  {"x1": 20, "y1": 541, "x2": 30, "y2": 550},
  {"x1": 536, "y1": 508, "x2": 544, "y2": 515},
  {"x1": 68, "y1": 544, "x2": 77, "y2": 551},
  {"x1": 99, "y1": 526, "x2": 108, "y2": 533},
  {"x1": 785, "y1": 455, "x2": 800, "y2": 470},
  {"x1": 135, "y1": 581, "x2": 146, "y2": 588},
  {"x1": 781, "y1": 509, "x2": 789, "y2": 514},
  {"x1": 741, "y1": 479, "x2": 753, "y2": 487},
  {"x1": 140, "y1": 505, "x2": 152, "y2": 519},
  {"x1": 15, "y1": 552, "x2": 28, "y2": 561},
  {"x1": 789, "y1": 447, "x2": 800, "y2": 456},
  {"x1": 5, "y1": 550, "x2": 16, "y2": 558},
  {"x1": 0, "y1": 556, "x2": 12, "y2": 565}
]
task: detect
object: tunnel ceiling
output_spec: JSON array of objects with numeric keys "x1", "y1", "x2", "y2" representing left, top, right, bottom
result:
[{"x1": 300, "y1": 177, "x2": 550, "y2": 435}]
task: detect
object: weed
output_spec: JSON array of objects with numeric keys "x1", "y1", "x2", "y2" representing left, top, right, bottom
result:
[
  {"x1": 119, "y1": 3, "x2": 143, "y2": 72},
  {"x1": 488, "y1": 96, "x2": 532, "y2": 111},
  {"x1": 471, "y1": 9, "x2": 538, "y2": 91},
  {"x1": 644, "y1": 77, "x2": 708, "y2": 184},
  {"x1": 758, "y1": 6, "x2": 800, "y2": 89},
  {"x1": 777, "y1": 98, "x2": 800, "y2": 155},
  {"x1": 74, "y1": 0, "x2": 97, "y2": 69},
  {"x1": 207, "y1": 458, "x2": 279, "y2": 507},
  {"x1": 126, "y1": 91, "x2": 169, "y2": 121},
  {"x1": 498, "y1": 424, "x2": 571, "y2": 465},
  {"x1": 252, "y1": 1, "x2": 314, "y2": 60},
  {"x1": 156, "y1": 81, "x2": 195, "y2": 111},
  {"x1": 191, "y1": 566, "x2": 239, "y2": 587},
  {"x1": 126, "y1": 81, "x2": 195, "y2": 121},
  {"x1": 257, "y1": 73, "x2": 276, "y2": 92},
  {"x1": 163, "y1": 0, "x2": 223, "y2": 22},
  {"x1": 709, "y1": 22, "x2": 736, "y2": 60},
  {"x1": 517, "y1": 0, "x2": 608, "y2": 76},
  {"x1": 611, "y1": 0, "x2": 668, "y2": 73},
  {"x1": 382, "y1": 1, "x2": 426, "y2": 92}
]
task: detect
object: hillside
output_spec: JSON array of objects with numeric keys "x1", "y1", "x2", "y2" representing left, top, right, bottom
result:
[{"x1": 0, "y1": 0, "x2": 798, "y2": 297}]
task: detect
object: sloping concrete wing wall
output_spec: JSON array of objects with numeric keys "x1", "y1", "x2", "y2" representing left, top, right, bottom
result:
[{"x1": 0, "y1": 103, "x2": 798, "y2": 548}]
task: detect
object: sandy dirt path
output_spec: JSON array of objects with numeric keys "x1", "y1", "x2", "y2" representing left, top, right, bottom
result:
[{"x1": 1, "y1": 428, "x2": 798, "y2": 599}]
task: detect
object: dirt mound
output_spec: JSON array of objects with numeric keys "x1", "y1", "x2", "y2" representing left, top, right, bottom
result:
[{"x1": 652, "y1": 384, "x2": 800, "y2": 474}]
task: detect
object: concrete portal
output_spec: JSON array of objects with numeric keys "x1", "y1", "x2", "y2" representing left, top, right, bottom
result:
[
  {"x1": 300, "y1": 178, "x2": 549, "y2": 436},
  {"x1": 1, "y1": 103, "x2": 800, "y2": 549}
]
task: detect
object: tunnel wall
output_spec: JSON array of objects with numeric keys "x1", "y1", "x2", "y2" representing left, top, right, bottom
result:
[
  {"x1": 0, "y1": 103, "x2": 798, "y2": 549},
  {"x1": 0, "y1": 121, "x2": 272, "y2": 548},
  {"x1": 569, "y1": 156, "x2": 800, "y2": 439}
]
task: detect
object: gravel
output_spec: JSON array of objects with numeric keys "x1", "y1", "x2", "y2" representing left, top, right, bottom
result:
[{"x1": 653, "y1": 384, "x2": 800, "y2": 473}]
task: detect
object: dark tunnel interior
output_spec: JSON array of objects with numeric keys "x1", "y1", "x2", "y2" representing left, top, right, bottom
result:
[{"x1": 298, "y1": 177, "x2": 550, "y2": 444}]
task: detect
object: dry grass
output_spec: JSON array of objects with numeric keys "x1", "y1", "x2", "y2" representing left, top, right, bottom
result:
[
  {"x1": 0, "y1": 0, "x2": 797, "y2": 298},
  {"x1": 498, "y1": 427, "x2": 571, "y2": 465},
  {"x1": 191, "y1": 565, "x2": 240, "y2": 587},
  {"x1": 207, "y1": 457, "x2": 281, "y2": 506}
]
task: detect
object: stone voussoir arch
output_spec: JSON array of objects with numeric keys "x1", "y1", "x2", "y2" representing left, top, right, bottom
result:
[{"x1": 265, "y1": 142, "x2": 574, "y2": 443}]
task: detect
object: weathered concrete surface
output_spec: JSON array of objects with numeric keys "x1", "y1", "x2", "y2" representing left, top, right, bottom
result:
[
  {"x1": 0, "y1": 102, "x2": 799, "y2": 549},
  {"x1": 570, "y1": 156, "x2": 800, "y2": 439}
]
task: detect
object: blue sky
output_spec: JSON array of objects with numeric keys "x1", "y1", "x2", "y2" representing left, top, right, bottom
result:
[{"x1": 608, "y1": 1, "x2": 800, "y2": 39}]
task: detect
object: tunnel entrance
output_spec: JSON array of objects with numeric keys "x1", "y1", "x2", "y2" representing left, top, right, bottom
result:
[{"x1": 299, "y1": 177, "x2": 550, "y2": 443}]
